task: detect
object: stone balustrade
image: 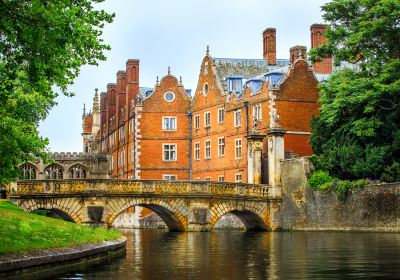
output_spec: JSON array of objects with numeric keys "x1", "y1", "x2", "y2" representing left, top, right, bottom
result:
[{"x1": 12, "y1": 179, "x2": 274, "y2": 200}]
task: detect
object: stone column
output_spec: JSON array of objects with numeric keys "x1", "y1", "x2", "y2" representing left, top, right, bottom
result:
[
  {"x1": 267, "y1": 128, "x2": 285, "y2": 195},
  {"x1": 247, "y1": 134, "x2": 265, "y2": 184}
]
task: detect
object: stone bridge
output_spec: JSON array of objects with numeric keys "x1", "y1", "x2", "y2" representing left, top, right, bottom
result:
[{"x1": 9, "y1": 180, "x2": 282, "y2": 231}]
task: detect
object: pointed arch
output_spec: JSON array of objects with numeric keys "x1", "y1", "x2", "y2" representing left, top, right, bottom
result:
[
  {"x1": 45, "y1": 163, "x2": 64, "y2": 179},
  {"x1": 68, "y1": 164, "x2": 88, "y2": 179},
  {"x1": 19, "y1": 163, "x2": 37, "y2": 180}
]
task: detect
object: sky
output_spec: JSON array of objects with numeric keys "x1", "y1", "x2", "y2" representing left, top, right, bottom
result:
[{"x1": 39, "y1": 0, "x2": 329, "y2": 152}]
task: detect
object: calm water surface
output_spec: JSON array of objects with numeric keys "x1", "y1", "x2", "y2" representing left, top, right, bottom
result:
[{"x1": 15, "y1": 230, "x2": 400, "y2": 279}]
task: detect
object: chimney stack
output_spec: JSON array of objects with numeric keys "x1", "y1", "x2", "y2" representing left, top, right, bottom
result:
[
  {"x1": 263, "y1": 28, "x2": 276, "y2": 65},
  {"x1": 290, "y1": 45, "x2": 307, "y2": 64},
  {"x1": 310, "y1": 24, "x2": 332, "y2": 74}
]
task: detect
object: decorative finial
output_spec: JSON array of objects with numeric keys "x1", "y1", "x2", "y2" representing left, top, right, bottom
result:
[
  {"x1": 206, "y1": 45, "x2": 209, "y2": 55},
  {"x1": 95, "y1": 88, "x2": 98, "y2": 95},
  {"x1": 156, "y1": 76, "x2": 159, "y2": 84},
  {"x1": 82, "y1": 103, "x2": 86, "y2": 119},
  {"x1": 168, "y1": 66, "x2": 171, "y2": 75},
  {"x1": 179, "y1": 76, "x2": 182, "y2": 84}
]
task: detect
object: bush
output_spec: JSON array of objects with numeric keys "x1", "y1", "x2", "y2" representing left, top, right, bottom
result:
[{"x1": 308, "y1": 170, "x2": 334, "y2": 190}]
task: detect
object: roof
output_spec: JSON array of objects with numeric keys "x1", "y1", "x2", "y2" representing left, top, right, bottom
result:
[{"x1": 212, "y1": 57, "x2": 290, "y2": 95}]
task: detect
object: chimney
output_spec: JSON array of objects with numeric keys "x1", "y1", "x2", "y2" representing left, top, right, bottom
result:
[
  {"x1": 125, "y1": 59, "x2": 140, "y2": 112},
  {"x1": 263, "y1": 28, "x2": 276, "y2": 65},
  {"x1": 310, "y1": 24, "x2": 332, "y2": 74},
  {"x1": 290, "y1": 45, "x2": 307, "y2": 64}
]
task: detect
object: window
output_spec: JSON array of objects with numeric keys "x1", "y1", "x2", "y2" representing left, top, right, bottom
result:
[
  {"x1": 19, "y1": 163, "x2": 37, "y2": 180},
  {"x1": 205, "y1": 177, "x2": 211, "y2": 181},
  {"x1": 218, "y1": 175, "x2": 224, "y2": 182},
  {"x1": 194, "y1": 115, "x2": 200, "y2": 129},
  {"x1": 235, "y1": 173, "x2": 242, "y2": 183},
  {"x1": 218, "y1": 108, "x2": 224, "y2": 123},
  {"x1": 203, "y1": 83, "x2": 209, "y2": 96},
  {"x1": 235, "y1": 138, "x2": 242, "y2": 159},
  {"x1": 204, "y1": 62, "x2": 209, "y2": 75},
  {"x1": 164, "y1": 92, "x2": 175, "y2": 102},
  {"x1": 227, "y1": 78, "x2": 243, "y2": 93},
  {"x1": 218, "y1": 137, "x2": 225, "y2": 156},
  {"x1": 45, "y1": 164, "x2": 63, "y2": 179},
  {"x1": 195, "y1": 177, "x2": 201, "y2": 181},
  {"x1": 204, "y1": 111, "x2": 211, "y2": 127},
  {"x1": 163, "y1": 144, "x2": 177, "y2": 161},
  {"x1": 120, "y1": 149, "x2": 125, "y2": 167},
  {"x1": 162, "y1": 117, "x2": 177, "y2": 130},
  {"x1": 68, "y1": 164, "x2": 87, "y2": 179},
  {"x1": 234, "y1": 109, "x2": 241, "y2": 127},
  {"x1": 194, "y1": 142, "x2": 200, "y2": 160},
  {"x1": 111, "y1": 155, "x2": 115, "y2": 170},
  {"x1": 205, "y1": 140, "x2": 211, "y2": 159},
  {"x1": 119, "y1": 126, "x2": 125, "y2": 141},
  {"x1": 253, "y1": 104, "x2": 262, "y2": 121},
  {"x1": 163, "y1": 174, "x2": 177, "y2": 181}
]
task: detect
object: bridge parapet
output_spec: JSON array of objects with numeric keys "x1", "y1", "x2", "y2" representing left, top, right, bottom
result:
[{"x1": 12, "y1": 179, "x2": 276, "y2": 199}]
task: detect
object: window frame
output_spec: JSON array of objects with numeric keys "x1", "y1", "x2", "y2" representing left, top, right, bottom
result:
[
  {"x1": 218, "y1": 107, "x2": 225, "y2": 123},
  {"x1": 235, "y1": 138, "x2": 242, "y2": 159},
  {"x1": 163, "y1": 174, "x2": 177, "y2": 181},
  {"x1": 234, "y1": 109, "x2": 241, "y2": 127},
  {"x1": 218, "y1": 137, "x2": 225, "y2": 157},
  {"x1": 205, "y1": 139, "x2": 211, "y2": 159},
  {"x1": 194, "y1": 142, "x2": 200, "y2": 160},
  {"x1": 163, "y1": 143, "x2": 177, "y2": 161},
  {"x1": 253, "y1": 104, "x2": 262, "y2": 121},
  {"x1": 194, "y1": 114, "x2": 200, "y2": 129},
  {"x1": 235, "y1": 173, "x2": 242, "y2": 183},
  {"x1": 204, "y1": 111, "x2": 211, "y2": 128},
  {"x1": 162, "y1": 116, "x2": 177, "y2": 131},
  {"x1": 218, "y1": 175, "x2": 225, "y2": 182}
]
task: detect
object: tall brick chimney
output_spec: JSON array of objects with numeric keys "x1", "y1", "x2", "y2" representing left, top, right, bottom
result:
[
  {"x1": 310, "y1": 24, "x2": 332, "y2": 74},
  {"x1": 290, "y1": 45, "x2": 307, "y2": 64},
  {"x1": 263, "y1": 28, "x2": 276, "y2": 65}
]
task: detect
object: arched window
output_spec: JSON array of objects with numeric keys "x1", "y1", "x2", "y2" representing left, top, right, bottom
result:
[
  {"x1": 19, "y1": 163, "x2": 37, "y2": 180},
  {"x1": 45, "y1": 164, "x2": 64, "y2": 179},
  {"x1": 68, "y1": 164, "x2": 87, "y2": 179}
]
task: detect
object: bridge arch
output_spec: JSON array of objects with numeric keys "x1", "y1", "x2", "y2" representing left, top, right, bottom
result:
[
  {"x1": 210, "y1": 201, "x2": 270, "y2": 231},
  {"x1": 106, "y1": 198, "x2": 188, "y2": 231},
  {"x1": 18, "y1": 197, "x2": 82, "y2": 223}
]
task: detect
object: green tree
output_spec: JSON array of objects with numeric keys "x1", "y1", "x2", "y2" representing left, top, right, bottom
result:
[
  {"x1": 0, "y1": 0, "x2": 114, "y2": 184},
  {"x1": 309, "y1": 0, "x2": 400, "y2": 181}
]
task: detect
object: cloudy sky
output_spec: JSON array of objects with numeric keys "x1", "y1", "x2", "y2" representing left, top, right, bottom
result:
[{"x1": 39, "y1": 0, "x2": 329, "y2": 152}]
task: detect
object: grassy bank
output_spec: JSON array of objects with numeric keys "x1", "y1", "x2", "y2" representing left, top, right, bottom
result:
[{"x1": 0, "y1": 201, "x2": 120, "y2": 254}]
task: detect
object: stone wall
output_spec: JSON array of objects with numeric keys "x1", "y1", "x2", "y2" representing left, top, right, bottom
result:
[{"x1": 281, "y1": 157, "x2": 400, "y2": 232}]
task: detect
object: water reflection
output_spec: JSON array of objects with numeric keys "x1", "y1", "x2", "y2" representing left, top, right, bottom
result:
[{"x1": 7, "y1": 230, "x2": 400, "y2": 280}]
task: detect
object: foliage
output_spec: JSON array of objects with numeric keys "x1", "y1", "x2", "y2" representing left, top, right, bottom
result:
[
  {"x1": 309, "y1": 0, "x2": 400, "y2": 182},
  {"x1": 308, "y1": 170, "x2": 333, "y2": 190},
  {"x1": 308, "y1": 170, "x2": 370, "y2": 201},
  {"x1": 0, "y1": 201, "x2": 120, "y2": 253},
  {"x1": 0, "y1": 1, "x2": 114, "y2": 185}
]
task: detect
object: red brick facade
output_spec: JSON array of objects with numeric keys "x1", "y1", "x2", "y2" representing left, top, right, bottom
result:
[{"x1": 84, "y1": 24, "x2": 331, "y2": 183}]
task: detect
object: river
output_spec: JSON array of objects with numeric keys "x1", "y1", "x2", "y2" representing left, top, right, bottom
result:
[{"x1": 11, "y1": 230, "x2": 400, "y2": 279}]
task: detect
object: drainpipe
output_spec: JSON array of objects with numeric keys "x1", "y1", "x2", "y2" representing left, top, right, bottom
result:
[
  {"x1": 188, "y1": 111, "x2": 193, "y2": 181},
  {"x1": 244, "y1": 101, "x2": 249, "y2": 137},
  {"x1": 132, "y1": 112, "x2": 136, "y2": 179},
  {"x1": 244, "y1": 101, "x2": 249, "y2": 183}
]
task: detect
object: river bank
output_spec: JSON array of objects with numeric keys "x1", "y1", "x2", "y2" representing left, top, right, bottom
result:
[{"x1": 0, "y1": 201, "x2": 124, "y2": 273}]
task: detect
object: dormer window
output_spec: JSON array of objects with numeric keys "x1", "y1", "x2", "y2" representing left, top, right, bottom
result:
[
  {"x1": 226, "y1": 76, "x2": 243, "y2": 93},
  {"x1": 247, "y1": 79, "x2": 263, "y2": 93},
  {"x1": 265, "y1": 73, "x2": 284, "y2": 88}
]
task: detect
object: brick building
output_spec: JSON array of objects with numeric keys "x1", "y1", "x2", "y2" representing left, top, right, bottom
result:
[{"x1": 82, "y1": 24, "x2": 332, "y2": 183}]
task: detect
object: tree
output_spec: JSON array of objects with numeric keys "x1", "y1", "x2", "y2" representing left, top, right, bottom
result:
[
  {"x1": 309, "y1": 0, "x2": 400, "y2": 181},
  {"x1": 0, "y1": 0, "x2": 114, "y2": 185}
]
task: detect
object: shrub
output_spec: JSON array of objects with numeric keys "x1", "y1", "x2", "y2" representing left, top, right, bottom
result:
[{"x1": 308, "y1": 170, "x2": 334, "y2": 190}]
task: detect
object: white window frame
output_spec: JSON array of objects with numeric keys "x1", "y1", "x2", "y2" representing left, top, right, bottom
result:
[
  {"x1": 205, "y1": 139, "x2": 211, "y2": 159},
  {"x1": 163, "y1": 143, "x2": 177, "y2": 161},
  {"x1": 218, "y1": 107, "x2": 225, "y2": 123},
  {"x1": 218, "y1": 137, "x2": 225, "y2": 157},
  {"x1": 194, "y1": 142, "x2": 200, "y2": 160},
  {"x1": 163, "y1": 174, "x2": 177, "y2": 181},
  {"x1": 234, "y1": 109, "x2": 241, "y2": 127},
  {"x1": 194, "y1": 114, "x2": 200, "y2": 129},
  {"x1": 205, "y1": 177, "x2": 211, "y2": 181},
  {"x1": 235, "y1": 138, "x2": 242, "y2": 159},
  {"x1": 253, "y1": 104, "x2": 262, "y2": 121},
  {"x1": 162, "y1": 116, "x2": 177, "y2": 131},
  {"x1": 235, "y1": 173, "x2": 242, "y2": 183},
  {"x1": 218, "y1": 175, "x2": 224, "y2": 182},
  {"x1": 204, "y1": 111, "x2": 211, "y2": 128}
]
